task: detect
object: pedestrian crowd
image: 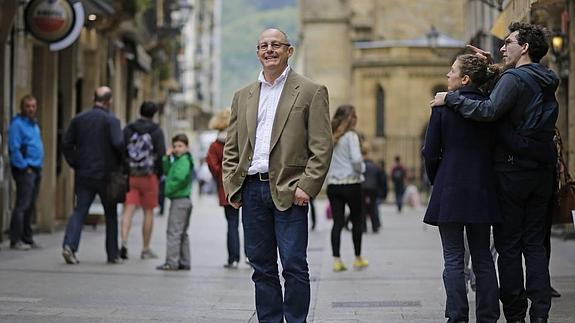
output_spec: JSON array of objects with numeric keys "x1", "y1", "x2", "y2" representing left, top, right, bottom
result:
[{"x1": 4, "y1": 22, "x2": 564, "y2": 323}]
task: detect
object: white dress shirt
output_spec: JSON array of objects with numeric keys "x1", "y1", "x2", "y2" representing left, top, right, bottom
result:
[{"x1": 248, "y1": 66, "x2": 291, "y2": 175}]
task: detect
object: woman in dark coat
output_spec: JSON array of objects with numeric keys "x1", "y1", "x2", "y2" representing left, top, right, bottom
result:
[{"x1": 422, "y1": 54, "x2": 501, "y2": 323}]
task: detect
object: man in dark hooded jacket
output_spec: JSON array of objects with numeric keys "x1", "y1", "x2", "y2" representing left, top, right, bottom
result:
[
  {"x1": 433, "y1": 22, "x2": 557, "y2": 323},
  {"x1": 120, "y1": 101, "x2": 166, "y2": 261}
]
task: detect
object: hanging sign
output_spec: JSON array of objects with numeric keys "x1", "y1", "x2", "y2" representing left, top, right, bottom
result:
[{"x1": 24, "y1": 0, "x2": 85, "y2": 51}]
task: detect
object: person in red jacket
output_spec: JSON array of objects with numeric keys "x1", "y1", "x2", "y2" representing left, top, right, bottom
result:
[{"x1": 206, "y1": 108, "x2": 245, "y2": 268}]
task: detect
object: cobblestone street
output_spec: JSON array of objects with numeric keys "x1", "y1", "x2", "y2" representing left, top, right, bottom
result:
[{"x1": 0, "y1": 193, "x2": 574, "y2": 322}]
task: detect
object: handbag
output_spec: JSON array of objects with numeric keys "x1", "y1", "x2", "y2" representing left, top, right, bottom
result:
[
  {"x1": 105, "y1": 171, "x2": 129, "y2": 204},
  {"x1": 552, "y1": 129, "x2": 575, "y2": 224}
]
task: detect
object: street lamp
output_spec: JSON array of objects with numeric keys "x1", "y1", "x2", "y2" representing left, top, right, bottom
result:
[
  {"x1": 552, "y1": 32, "x2": 566, "y2": 57},
  {"x1": 551, "y1": 31, "x2": 569, "y2": 79}
]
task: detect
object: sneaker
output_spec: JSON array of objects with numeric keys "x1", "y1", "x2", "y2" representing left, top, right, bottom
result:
[
  {"x1": 120, "y1": 246, "x2": 128, "y2": 260},
  {"x1": 223, "y1": 261, "x2": 239, "y2": 269},
  {"x1": 10, "y1": 242, "x2": 31, "y2": 251},
  {"x1": 156, "y1": 263, "x2": 178, "y2": 271},
  {"x1": 333, "y1": 260, "x2": 347, "y2": 272},
  {"x1": 353, "y1": 256, "x2": 369, "y2": 269},
  {"x1": 62, "y1": 245, "x2": 80, "y2": 265},
  {"x1": 27, "y1": 242, "x2": 42, "y2": 249},
  {"x1": 107, "y1": 257, "x2": 123, "y2": 264},
  {"x1": 141, "y1": 249, "x2": 158, "y2": 260},
  {"x1": 551, "y1": 286, "x2": 561, "y2": 298},
  {"x1": 178, "y1": 264, "x2": 191, "y2": 271}
]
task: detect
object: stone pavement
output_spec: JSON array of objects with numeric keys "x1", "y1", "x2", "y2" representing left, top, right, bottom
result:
[{"x1": 0, "y1": 192, "x2": 574, "y2": 322}]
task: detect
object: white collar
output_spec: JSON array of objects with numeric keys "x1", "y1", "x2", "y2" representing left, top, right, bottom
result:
[{"x1": 258, "y1": 66, "x2": 291, "y2": 86}]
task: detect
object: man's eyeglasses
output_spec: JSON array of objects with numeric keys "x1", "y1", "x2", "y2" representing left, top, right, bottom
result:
[
  {"x1": 503, "y1": 39, "x2": 520, "y2": 48},
  {"x1": 257, "y1": 42, "x2": 291, "y2": 51}
]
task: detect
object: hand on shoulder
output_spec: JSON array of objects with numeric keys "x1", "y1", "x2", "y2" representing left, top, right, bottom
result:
[{"x1": 430, "y1": 92, "x2": 448, "y2": 108}]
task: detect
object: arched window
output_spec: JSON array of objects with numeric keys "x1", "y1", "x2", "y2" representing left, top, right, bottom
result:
[{"x1": 376, "y1": 85, "x2": 385, "y2": 137}]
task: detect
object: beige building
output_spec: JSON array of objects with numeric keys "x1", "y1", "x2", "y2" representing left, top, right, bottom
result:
[{"x1": 299, "y1": 0, "x2": 466, "y2": 181}]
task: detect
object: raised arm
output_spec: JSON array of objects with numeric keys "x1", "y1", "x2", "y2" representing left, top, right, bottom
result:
[{"x1": 445, "y1": 73, "x2": 521, "y2": 122}]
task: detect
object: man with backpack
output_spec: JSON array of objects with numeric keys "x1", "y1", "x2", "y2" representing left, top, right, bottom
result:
[
  {"x1": 390, "y1": 156, "x2": 407, "y2": 213},
  {"x1": 433, "y1": 22, "x2": 558, "y2": 323},
  {"x1": 120, "y1": 101, "x2": 166, "y2": 260}
]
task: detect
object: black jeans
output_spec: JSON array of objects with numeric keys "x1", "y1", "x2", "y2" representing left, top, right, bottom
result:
[
  {"x1": 63, "y1": 176, "x2": 119, "y2": 261},
  {"x1": 224, "y1": 205, "x2": 240, "y2": 264},
  {"x1": 394, "y1": 184, "x2": 405, "y2": 212},
  {"x1": 439, "y1": 224, "x2": 500, "y2": 323},
  {"x1": 362, "y1": 188, "x2": 380, "y2": 232},
  {"x1": 494, "y1": 169, "x2": 553, "y2": 321},
  {"x1": 327, "y1": 183, "x2": 363, "y2": 257},
  {"x1": 10, "y1": 167, "x2": 41, "y2": 245}
]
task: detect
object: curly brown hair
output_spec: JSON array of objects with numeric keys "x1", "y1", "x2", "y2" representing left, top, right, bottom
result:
[
  {"x1": 331, "y1": 104, "x2": 357, "y2": 144},
  {"x1": 508, "y1": 22, "x2": 549, "y2": 63},
  {"x1": 456, "y1": 54, "x2": 501, "y2": 92}
]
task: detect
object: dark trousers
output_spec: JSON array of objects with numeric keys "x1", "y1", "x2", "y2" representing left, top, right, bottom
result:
[
  {"x1": 394, "y1": 184, "x2": 405, "y2": 212},
  {"x1": 439, "y1": 224, "x2": 500, "y2": 323},
  {"x1": 362, "y1": 188, "x2": 380, "y2": 232},
  {"x1": 224, "y1": 205, "x2": 240, "y2": 264},
  {"x1": 63, "y1": 176, "x2": 119, "y2": 261},
  {"x1": 242, "y1": 179, "x2": 310, "y2": 323},
  {"x1": 159, "y1": 176, "x2": 166, "y2": 215},
  {"x1": 494, "y1": 169, "x2": 552, "y2": 321},
  {"x1": 309, "y1": 198, "x2": 316, "y2": 230},
  {"x1": 10, "y1": 167, "x2": 41, "y2": 245},
  {"x1": 327, "y1": 183, "x2": 363, "y2": 257}
]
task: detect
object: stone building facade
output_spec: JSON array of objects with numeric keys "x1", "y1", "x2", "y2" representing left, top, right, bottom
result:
[{"x1": 299, "y1": 0, "x2": 466, "y2": 182}]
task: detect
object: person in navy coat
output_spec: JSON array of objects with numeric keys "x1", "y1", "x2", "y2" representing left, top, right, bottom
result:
[{"x1": 422, "y1": 54, "x2": 501, "y2": 323}]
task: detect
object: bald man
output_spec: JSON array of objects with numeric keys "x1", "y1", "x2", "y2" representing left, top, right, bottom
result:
[
  {"x1": 223, "y1": 28, "x2": 333, "y2": 323},
  {"x1": 61, "y1": 86, "x2": 125, "y2": 264}
]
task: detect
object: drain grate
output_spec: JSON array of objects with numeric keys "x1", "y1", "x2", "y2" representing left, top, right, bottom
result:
[{"x1": 332, "y1": 300, "x2": 421, "y2": 308}]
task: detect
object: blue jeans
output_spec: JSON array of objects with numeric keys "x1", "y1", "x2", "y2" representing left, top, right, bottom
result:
[
  {"x1": 224, "y1": 205, "x2": 240, "y2": 264},
  {"x1": 242, "y1": 178, "x2": 310, "y2": 323},
  {"x1": 439, "y1": 224, "x2": 500, "y2": 323},
  {"x1": 10, "y1": 167, "x2": 41, "y2": 245},
  {"x1": 63, "y1": 176, "x2": 119, "y2": 261}
]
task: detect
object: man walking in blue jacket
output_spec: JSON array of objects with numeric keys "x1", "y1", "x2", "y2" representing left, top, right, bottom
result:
[
  {"x1": 8, "y1": 95, "x2": 44, "y2": 250},
  {"x1": 61, "y1": 86, "x2": 125, "y2": 264}
]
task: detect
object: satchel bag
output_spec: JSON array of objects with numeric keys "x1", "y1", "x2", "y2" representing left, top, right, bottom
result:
[
  {"x1": 552, "y1": 129, "x2": 575, "y2": 224},
  {"x1": 105, "y1": 171, "x2": 129, "y2": 204}
]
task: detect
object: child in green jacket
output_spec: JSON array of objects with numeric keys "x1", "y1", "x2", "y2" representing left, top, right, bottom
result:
[{"x1": 156, "y1": 134, "x2": 194, "y2": 271}]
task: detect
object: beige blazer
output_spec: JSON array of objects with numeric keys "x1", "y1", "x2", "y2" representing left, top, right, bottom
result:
[{"x1": 222, "y1": 70, "x2": 333, "y2": 211}]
